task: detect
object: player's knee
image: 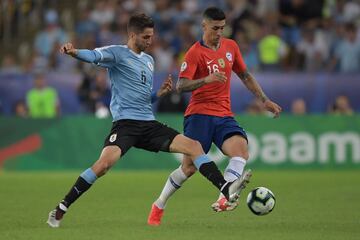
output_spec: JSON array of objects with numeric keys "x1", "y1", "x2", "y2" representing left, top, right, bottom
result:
[
  {"x1": 227, "y1": 149, "x2": 249, "y2": 160},
  {"x1": 188, "y1": 140, "x2": 204, "y2": 156},
  {"x1": 94, "y1": 146, "x2": 121, "y2": 176},
  {"x1": 242, "y1": 152, "x2": 249, "y2": 160},
  {"x1": 228, "y1": 152, "x2": 249, "y2": 161}
]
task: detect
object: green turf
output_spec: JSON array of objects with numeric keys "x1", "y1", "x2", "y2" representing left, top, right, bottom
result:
[{"x1": 0, "y1": 170, "x2": 359, "y2": 240}]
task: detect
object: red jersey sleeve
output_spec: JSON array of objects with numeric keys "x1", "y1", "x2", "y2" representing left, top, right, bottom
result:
[
  {"x1": 179, "y1": 47, "x2": 198, "y2": 80},
  {"x1": 231, "y1": 40, "x2": 247, "y2": 74}
]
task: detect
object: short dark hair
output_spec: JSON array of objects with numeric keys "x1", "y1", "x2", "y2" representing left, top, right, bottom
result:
[
  {"x1": 127, "y1": 13, "x2": 154, "y2": 33},
  {"x1": 203, "y1": 7, "x2": 226, "y2": 21}
]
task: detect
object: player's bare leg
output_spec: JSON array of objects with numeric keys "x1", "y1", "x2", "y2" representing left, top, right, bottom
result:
[{"x1": 47, "y1": 146, "x2": 121, "y2": 228}]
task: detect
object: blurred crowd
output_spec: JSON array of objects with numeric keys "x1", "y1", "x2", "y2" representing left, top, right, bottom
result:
[
  {"x1": 245, "y1": 95, "x2": 354, "y2": 116},
  {"x1": 0, "y1": 0, "x2": 359, "y2": 117},
  {"x1": 9, "y1": 73, "x2": 356, "y2": 118},
  {"x1": 1, "y1": 0, "x2": 360, "y2": 73}
]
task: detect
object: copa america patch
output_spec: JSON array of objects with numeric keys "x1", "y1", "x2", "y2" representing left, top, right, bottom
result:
[
  {"x1": 147, "y1": 62, "x2": 154, "y2": 71},
  {"x1": 180, "y1": 62, "x2": 187, "y2": 72},
  {"x1": 226, "y1": 52, "x2": 232, "y2": 61},
  {"x1": 109, "y1": 133, "x2": 117, "y2": 143}
]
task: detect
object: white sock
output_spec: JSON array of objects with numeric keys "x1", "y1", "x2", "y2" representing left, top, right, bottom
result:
[
  {"x1": 154, "y1": 166, "x2": 187, "y2": 209},
  {"x1": 218, "y1": 157, "x2": 247, "y2": 200},
  {"x1": 224, "y1": 157, "x2": 247, "y2": 182}
]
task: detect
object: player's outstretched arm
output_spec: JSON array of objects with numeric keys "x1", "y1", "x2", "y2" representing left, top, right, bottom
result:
[
  {"x1": 59, "y1": 43, "x2": 108, "y2": 64},
  {"x1": 176, "y1": 72, "x2": 227, "y2": 93},
  {"x1": 237, "y1": 70, "x2": 282, "y2": 117}
]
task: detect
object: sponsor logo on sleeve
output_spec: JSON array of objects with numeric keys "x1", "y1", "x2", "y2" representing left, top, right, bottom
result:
[
  {"x1": 147, "y1": 62, "x2": 154, "y2": 71},
  {"x1": 180, "y1": 62, "x2": 187, "y2": 72}
]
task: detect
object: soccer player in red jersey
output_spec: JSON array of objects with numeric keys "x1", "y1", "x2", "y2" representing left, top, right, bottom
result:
[{"x1": 148, "y1": 7, "x2": 282, "y2": 225}]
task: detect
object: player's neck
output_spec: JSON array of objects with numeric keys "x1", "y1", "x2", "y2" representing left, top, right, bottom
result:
[
  {"x1": 127, "y1": 41, "x2": 142, "y2": 54},
  {"x1": 202, "y1": 37, "x2": 220, "y2": 50}
]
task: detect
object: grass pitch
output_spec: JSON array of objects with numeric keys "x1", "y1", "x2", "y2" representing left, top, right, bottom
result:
[{"x1": 0, "y1": 170, "x2": 359, "y2": 240}]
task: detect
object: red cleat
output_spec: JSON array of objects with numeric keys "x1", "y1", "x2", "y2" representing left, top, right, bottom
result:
[
  {"x1": 211, "y1": 197, "x2": 239, "y2": 212},
  {"x1": 147, "y1": 204, "x2": 164, "y2": 226}
]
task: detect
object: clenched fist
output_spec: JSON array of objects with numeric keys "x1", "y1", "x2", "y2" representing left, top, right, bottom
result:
[
  {"x1": 60, "y1": 43, "x2": 78, "y2": 57},
  {"x1": 264, "y1": 99, "x2": 282, "y2": 118}
]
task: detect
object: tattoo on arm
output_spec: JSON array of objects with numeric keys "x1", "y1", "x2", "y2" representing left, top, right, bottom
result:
[
  {"x1": 238, "y1": 70, "x2": 268, "y2": 102},
  {"x1": 176, "y1": 77, "x2": 207, "y2": 93}
]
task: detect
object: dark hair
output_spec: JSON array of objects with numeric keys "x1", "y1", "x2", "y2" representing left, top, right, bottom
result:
[
  {"x1": 127, "y1": 13, "x2": 154, "y2": 33},
  {"x1": 203, "y1": 7, "x2": 226, "y2": 21}
]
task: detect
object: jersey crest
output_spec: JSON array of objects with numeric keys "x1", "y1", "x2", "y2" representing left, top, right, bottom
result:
[
  {"x1": 226, "y1": 52, "x2": 232, "y2": 62},
  {"x1": 109, "y1": 133, "x2": 117, "y2": 143},
  {"x1": 218, "y1": 58, "x2": 225, "y2": 68}
]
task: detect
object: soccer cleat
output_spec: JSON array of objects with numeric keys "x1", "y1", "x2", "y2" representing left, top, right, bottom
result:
[
  {"x1": 147, "y1": 203, "x2": 164, "y2": 226},
  {"x1": 227, "y1": 169, "x2": 252, "y2": 202},
  {"x1": 211, "y1": 197, "x2": 239, "y2": 212},
  {"x1": 46, "y1": 202, "x2": 67, "y2": 228}
]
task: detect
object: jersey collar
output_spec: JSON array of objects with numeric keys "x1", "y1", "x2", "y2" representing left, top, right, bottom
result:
[
  {"x1": 199, "y1": 38, "x2": 222, "y2": 51},
  {"x1": 124, "y1": 45, "x2": 144, "y2": 58}
]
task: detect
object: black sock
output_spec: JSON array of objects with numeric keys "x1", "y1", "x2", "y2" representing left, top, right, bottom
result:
[
  {"x1": 198, "y1": 162, "x2": 229, "y2": 198},
  {"x1": 61, "y1": 176, "x2": 93, "y2": 208}
]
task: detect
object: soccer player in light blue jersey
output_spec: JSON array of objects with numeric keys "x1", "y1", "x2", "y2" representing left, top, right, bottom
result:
[{"x1": 47, "y1": 13, "x2": 246, "y2": 228}]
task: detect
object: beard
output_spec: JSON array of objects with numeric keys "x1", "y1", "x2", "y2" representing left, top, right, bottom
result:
[{"x1": 135, "y1": 40, "x2": 149, "y2": 52}]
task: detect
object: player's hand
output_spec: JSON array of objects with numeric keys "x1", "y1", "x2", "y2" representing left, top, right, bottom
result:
[
  {"x1": 60, "y1": 43, "x2": 78, "y2": 57},
  {"x1": 204, "y1": 72, "x2": 227, "y2": 84},
  {"x1": 157, "y1": 74, "x2": 173, "y2": 97},
  {"x1": 264, "y1": 99, "x2": 282, "y2": 118}
]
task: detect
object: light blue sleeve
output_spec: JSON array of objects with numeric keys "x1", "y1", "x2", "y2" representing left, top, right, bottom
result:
[
  {"x1": 76, "y1": 49, "x2": 102, "y2": 63},
  {"x1": 75, "y1": 46, "x2": 117, "y2": 68},
  {"x1": 93, "y1": 46, "x2": 118, "y2": 68}
]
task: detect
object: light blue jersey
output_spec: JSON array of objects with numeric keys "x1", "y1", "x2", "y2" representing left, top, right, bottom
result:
[{"x1": 80, "y1": 45, "x2": 156, "y2": 121}]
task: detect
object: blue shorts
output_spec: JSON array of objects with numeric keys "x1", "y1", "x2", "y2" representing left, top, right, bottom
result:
[{"x1": 184, "y1": 114, "x2": 248, "y2": 153}]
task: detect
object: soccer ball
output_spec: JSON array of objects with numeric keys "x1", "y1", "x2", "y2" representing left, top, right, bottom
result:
[{"x1": 246, "y1": 187, "x2": 276, "y2": 216}]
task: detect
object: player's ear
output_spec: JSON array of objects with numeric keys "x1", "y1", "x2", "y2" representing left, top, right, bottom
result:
[{"x1": 128, "y1": 31, "x2": 136, "y2": 39}]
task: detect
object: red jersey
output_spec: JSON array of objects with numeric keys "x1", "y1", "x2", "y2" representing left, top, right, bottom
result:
[{"x1": 179, "y1": 38, "x2": 247, "y2": 117}]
